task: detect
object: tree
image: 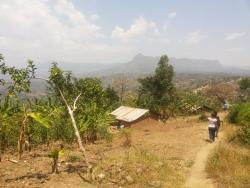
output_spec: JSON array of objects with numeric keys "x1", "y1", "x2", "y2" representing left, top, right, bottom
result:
[
  {"x1": 205, "y1": 82, "x2": 238, "y2": 105},
  {"x1": 239, "y1": 77, "x2": 250, "y2": 90},
  {"x1": 137, "y1": 55, "x2": 175, "y2": 119},
  {"x1": 47, "y1": 65, "x2": 115, "y2": 162},
  {"x1": 0, "y1": 96, "x2": 23, "y2": 161},
  {"x1": 0, "y1": 55, "x2": 115, "y2": 167},
  {"x1": 73, "y1": 78, "x2": 115, "y2": 142},
  {"x1": 105, "y1": 85, "x2": 119, "y2": 108},
  {"x1": 47, "y1": 63, "x2": 88, "y2": 163},
  {"x1": 0, "y1": 59, "x2": 88, "y2": 162},
  {"x1": 113, "y1": 75, "x2": 129, "y2": 103},
  {"x1": 239, "y1": 77, "x2": 250, "y2": 100},
  {"x1": 0, "y1": 55, "x2": 36, "y2": 159}
]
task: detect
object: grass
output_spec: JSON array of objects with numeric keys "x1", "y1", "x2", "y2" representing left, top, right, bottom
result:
[
  {"x1": 206, "y1": 124, "x2": 250, "y2": 188},
  {"x1": 92, "y1": 147, "x2": 185, "y2": 187}
]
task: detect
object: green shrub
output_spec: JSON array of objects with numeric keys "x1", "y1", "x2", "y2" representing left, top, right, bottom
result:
[
  {"x1": 237, "y1": 107, "x2": 250, "y2": 126},
  {"x1": 227, "y1": 103, "x2": 250, "y2": 147},
  {"x1": 238, "y1": 125, "x2": 250, "y2": 148},
  {"x1": 228, "y1": 104, "x2": 243, "y2": 123}
]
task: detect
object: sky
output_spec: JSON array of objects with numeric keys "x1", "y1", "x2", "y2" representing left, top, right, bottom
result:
[{"x1": 0, "y1": 0, "x2": 249, "y2": 66}]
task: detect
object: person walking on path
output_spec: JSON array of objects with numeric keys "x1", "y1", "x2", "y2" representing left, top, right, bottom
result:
[
  {"x1": 214, "y1": 111, "x2": 221, "y2": 137},
  {"x1": 208, "y1": 112, "x2": 217, "y2": 142}
]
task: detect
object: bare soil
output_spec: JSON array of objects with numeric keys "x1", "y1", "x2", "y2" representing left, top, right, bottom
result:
[{"x1": 0, "y1": 115, "x2": 222, "y2": 188}]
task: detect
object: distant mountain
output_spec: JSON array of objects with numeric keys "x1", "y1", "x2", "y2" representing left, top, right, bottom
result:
[
  {"x1": 87, "y1": 54, "x2": 250, "y2": 76},
  {"x1": 2, "y1": 54, "x2": 249, "y2": 95},
  {"x1": 33, "y1": 54, "x2": 250, "y2": 77},
  {"x1": 35, "y1": 62, "x2": 114, "y2": 77}
]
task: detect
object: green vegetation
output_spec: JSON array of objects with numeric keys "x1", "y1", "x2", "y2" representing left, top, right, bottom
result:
[
  {"x1": 1, "y1": 52, "x2": 245, "y2": 187},
  {"x1": 176, "y1": 91, "x2": 220, "y2": 115},
  {"x1": 239, "y1": 77, "x2": 250, "y2": 100},
  {"x1": 239, "y1": 77, "x2": 250, "y2": 90},
  {"x1": 206, "y1": 143, "x2": 250, "y2": 188},
  {"x1": 228, "y1": 103, "x2": 250, "y2": 147},
  {"x1": 48, "y1": 143, "x2": 64, "y2": 174},
  {"x1": 0, "y1": 54, "x2": 115, "y2": 163},
  {"x1": 137, "y1": 55, "x2": 176, "y2": 120},
  {"x1": 207, "y1": 96, "x2": 250, "y2": 187}
]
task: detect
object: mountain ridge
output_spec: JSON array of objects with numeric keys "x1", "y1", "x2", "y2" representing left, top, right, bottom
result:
[
  {"x1": 86, "y1": 54, "x2": 249, "y2": 76},
  {"x1": 34, "y1": 54, "x2": 250, "y2": 77}
]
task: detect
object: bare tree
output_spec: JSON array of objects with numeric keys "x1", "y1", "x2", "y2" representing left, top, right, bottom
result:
[{"x1": 113, "y1": 75, "x2": 129, "y2": 103}]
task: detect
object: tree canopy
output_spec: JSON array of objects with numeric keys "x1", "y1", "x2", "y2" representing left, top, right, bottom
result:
[{"x1": 137, "y1": 55, "x2": 175, "y2": 119}]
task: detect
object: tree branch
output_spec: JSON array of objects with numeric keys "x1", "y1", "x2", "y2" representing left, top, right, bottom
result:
[
  {"x1": 73, "y1": 93, "x2": 82, "y2": 111},
  {"x1": 58, "y1": 89, "x2": 70, "y2": 110}
]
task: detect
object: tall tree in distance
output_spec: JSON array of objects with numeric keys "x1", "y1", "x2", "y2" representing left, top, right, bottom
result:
[
  {"x1": 113, "y1": 75, "x2": 128, "y2": 103},
  {"x1": 137, "y1": 55, "x2": 175, "y2": 120},
  {"x1": 105, "y1": 85, "x2": 119, "y2": 109}
]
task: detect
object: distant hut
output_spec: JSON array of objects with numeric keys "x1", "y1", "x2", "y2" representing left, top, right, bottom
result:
[{"x1": 111, "y1": 106, "x2": 149, "y2": 127}]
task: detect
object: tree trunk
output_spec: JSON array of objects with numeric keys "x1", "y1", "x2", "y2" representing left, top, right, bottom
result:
[
  {"x1": 68, "y1": 108, "x2": 88, "y2": 165},
  {"x1": 58, "y1": 90, "x2": 88, "y2": 166},
  {"x1": 17, "y1": 116, "x2": 27, "y2": 160}
]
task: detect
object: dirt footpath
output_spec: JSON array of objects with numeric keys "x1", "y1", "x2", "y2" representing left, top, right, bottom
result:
[
  {"x1": 131, "y1": 115, "x2": 224, "y2": 188},
  {"x1": 185, "y1": 135, "x2": 223, "y2": 188}
]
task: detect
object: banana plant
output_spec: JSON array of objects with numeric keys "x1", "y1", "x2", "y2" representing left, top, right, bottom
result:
[{"x1": 79, "y1": 102, "x2": 115, "y2": 143}]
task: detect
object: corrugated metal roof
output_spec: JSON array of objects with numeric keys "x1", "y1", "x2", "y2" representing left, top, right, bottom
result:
[{"x1": 111, "y1": 106, "x2": 149, "y2": 123}]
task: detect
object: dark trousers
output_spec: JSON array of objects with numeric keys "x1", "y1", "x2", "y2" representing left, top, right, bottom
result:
[{"x1": 208, "y1": 127, "x2": 216, "y2": 142}]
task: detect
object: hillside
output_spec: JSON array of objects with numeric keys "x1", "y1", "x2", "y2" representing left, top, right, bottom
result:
[
  {"x1": 0, "y1": 115, "x2": 225, "y2": 188},
  {"x1": 34, "y1": 54, "x2": 250, "y2": 77},
  {"x1": 90, "y1": 54, "x2": 250, "y2": 76}
]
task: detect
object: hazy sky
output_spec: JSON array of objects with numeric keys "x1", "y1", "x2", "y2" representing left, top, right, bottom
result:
[{"x1": 0, "y1": 0, "x2": 249, "y2": 66}]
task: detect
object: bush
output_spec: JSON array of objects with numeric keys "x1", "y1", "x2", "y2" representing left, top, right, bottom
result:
[
  {"x1": 238, "y1": 125, "x2": 250, "y2": 148},
  {"x1": 228, "y1": 104, "x2": 242, "y2": 123},
  {"x1": 227, "y1": 103, "x2": 250, "y2": 147}
]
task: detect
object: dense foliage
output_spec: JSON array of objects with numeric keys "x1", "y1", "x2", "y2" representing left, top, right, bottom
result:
[
  {"x1": 175, "y1": 91, "x2": 221, "y2": 115},
  {"x1": 228, "y1": 103, "x2": 250, "y2": 148},
  {"x1": 239, "y1": 77, "x2": 250, "y2": 100},
  {"x1": 0, "y1": 54, "x2": 116, "y2": 160}
]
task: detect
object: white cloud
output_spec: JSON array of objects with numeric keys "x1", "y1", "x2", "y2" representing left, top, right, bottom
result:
[
  {"x1": 226, "y1": 47, "x2": 245, "y2": 52},
  {"x1": 111, "y1": 17, "x2": 160, "y2": 43},
  {"x1": 185, "y1": 30, "x2": 207, "y2": 44},
  {"x1": 90, "y1": 14, "x2": 99, "y2": 21},
  {"x1": 0, "y1": 0, "x2": 102, "y2": 40},
  {"x1": 168, "y1": 11, "x2": 177, "y2": 18},
  {"x1": 225, "y1": 32, "x2": 247, "y2": 40},
  {"x1": 0, "y1": 0, "x2": 109, "y2": 63},
  {"x1": 0, "y1": 4, "x2": 9, "y2": 9}
]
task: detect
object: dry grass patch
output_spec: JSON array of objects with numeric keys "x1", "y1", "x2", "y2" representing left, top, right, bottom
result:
[
  {"x1": 206, "y1": 143, "x2": 250, "y2": 188},
  {"x1": 92, "y1": 147, "x2": 185, "y2": 188}
]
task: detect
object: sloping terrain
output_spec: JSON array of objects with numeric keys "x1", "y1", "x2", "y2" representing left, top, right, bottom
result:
[{"x1": 0, "y1": 115, "x2": 224, "y2": 187}]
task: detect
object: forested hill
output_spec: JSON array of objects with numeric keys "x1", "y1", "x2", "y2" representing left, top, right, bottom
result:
[{"x1": 35, "y1": 54, "x2": 250, "y2": 77}]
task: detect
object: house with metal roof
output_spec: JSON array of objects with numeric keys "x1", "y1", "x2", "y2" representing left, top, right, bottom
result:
[{"x1": 111, "y1": 106, "x2": 149, "y2": 127}]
